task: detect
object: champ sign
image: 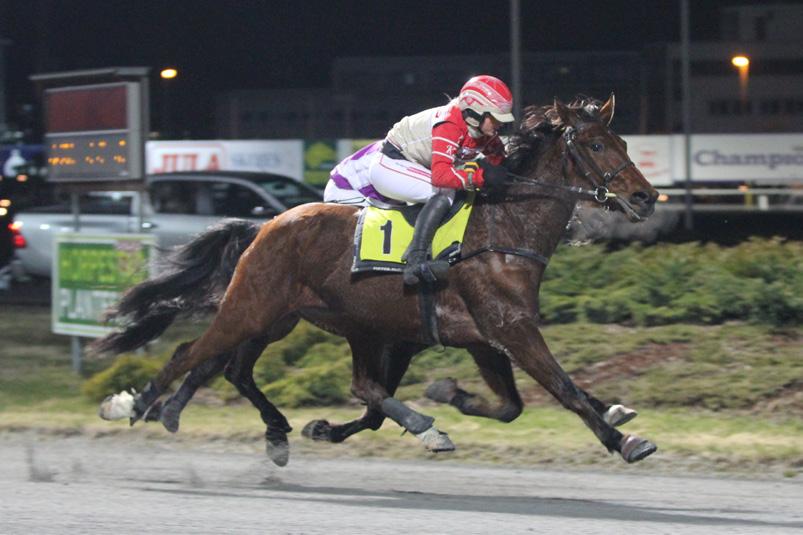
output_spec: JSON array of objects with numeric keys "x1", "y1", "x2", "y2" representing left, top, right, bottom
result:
[{"x1": 52, "y1": 233, "x2": 155, "y2": 337}]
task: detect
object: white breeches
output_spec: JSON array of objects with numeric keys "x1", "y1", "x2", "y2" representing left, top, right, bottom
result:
[{"x1": 324, "y1": 141, "x2": 453, "y2": 206}]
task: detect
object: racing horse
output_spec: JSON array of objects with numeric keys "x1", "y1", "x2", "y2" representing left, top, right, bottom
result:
[{"x1": 94, "y1": 95, "x2": 659, "y2": 466}]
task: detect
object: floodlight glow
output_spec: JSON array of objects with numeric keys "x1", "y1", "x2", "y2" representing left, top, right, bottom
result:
[{"x1": 731, "y1": 56, "x2": 750, "y2": 68}]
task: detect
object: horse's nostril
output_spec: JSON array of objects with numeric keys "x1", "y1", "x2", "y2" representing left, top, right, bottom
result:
[{"x1": 631, "y1": 190, "x2": 653, "y2": 205}]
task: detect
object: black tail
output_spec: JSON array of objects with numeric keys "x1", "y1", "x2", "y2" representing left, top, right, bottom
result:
[{"x1": 89, "y1": 219, "x2": 261, "y2": 356}]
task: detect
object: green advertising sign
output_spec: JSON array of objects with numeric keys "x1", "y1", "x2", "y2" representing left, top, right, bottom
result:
[
  {"x1": 52, "y1": 233, "x2": 156, "y2": 337},
  {"x1": 303, "y1": 140, "x2": 338, "y2": 187}
]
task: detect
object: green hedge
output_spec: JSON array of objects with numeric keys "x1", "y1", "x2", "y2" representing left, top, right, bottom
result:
[
  {"x1": 540, "y1": 238, "x2": 802, "y2": 326},
  {"x1": 81, "y1": 355, "x2": 166, "y2": 402}
]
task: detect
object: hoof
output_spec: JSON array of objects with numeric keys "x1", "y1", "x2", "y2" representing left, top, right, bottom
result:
[
  {"x1": 415, "y1": 427, "x2": 455, "y2": 453},
  {"x1": 603, "y1": 404, "x2": 638, "y2": 427},
  {"x1": 620, "y1": 434, "x2": 657, "y2": 463},
  {"x1": 425, "y1": 378, "x2": 459, "y2": 404},
  {"x1": 144, "y1": 400, "x2": 163, "y2": 422},
  {"x1": 98, "y1": 391, "x2": 135, "y2": 421},
  {"x1": 301, "y1": 420, "x2": 333, "y2": 442},
  {"x1": 159, "y1": 402, "x2": 181, "y2": 433},
  {"x1": 266, "y1": 429, "x2": 290, "y2": 467}
]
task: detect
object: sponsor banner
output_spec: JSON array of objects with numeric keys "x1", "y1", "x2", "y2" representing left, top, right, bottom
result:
[
  {"x1": 670, "y1": 134, "x2": 803, "y2": 182},
  {"x1": 145, "y1": 134, "x2": 803, "y2": 186},
  {"x1": 52, "y1": 233, "x2": 156, "y2": 337},
  {"x1": 303, "y1": 140, "x2": 338, "y2": 186},
  {"x1": 146, "y1": 140, "x2": 304, "y2": 180},
  {"x1": 614, "y1": 134, "x2": 803, "y2": 185},
  {"x1": 622, "y1": 135, "x2": 672, "y2": 186}
]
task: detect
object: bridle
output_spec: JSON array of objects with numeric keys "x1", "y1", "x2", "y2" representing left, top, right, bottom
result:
[
  {"x1": 457, "y1": 121, "x2": 644, "y2": 269},
  {"x1": 506, "y1": 123, "x2": 638, "y2": 209}
]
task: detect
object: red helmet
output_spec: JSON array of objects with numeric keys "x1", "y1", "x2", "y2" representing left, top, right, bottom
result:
[{"x1": 458, "y1": 75, "x2": 515, "y2": 129}]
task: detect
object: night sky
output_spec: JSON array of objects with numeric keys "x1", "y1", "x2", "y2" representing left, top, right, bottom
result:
[{"x1": 0, "y1": 0, "x2": 789, "y2": 135}]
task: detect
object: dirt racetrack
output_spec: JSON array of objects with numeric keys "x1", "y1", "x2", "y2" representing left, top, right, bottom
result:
[{"x1": 1, "y1": 433, "x2": 801, "y2": 534}]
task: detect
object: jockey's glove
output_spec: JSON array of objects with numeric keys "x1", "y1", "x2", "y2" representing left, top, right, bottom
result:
[{"x1": 479, "y1": 159, "x2": 508, "y2": 190}]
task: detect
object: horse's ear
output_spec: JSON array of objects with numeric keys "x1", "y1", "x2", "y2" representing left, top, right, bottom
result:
[
  {"x1": 599, "y1": 93, "x2": 615, "y2": 126},
  {"x1": 554, "y1": 98, "x2": 573, "y2": 126}
]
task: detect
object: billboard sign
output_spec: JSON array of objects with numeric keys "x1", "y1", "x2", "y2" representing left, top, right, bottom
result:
[
  {"x1": 622, "y1": 135, "x2": 672, "y2": 186},
  {"x1": 52, "y1": 233, "x2": 155, "y2": 337},
  {"x1": 671, "y1": 133, "x2": 803, "y2": 182},
  {"x1": 146, "y1": 140, "x2": 304, "y2": 180}
]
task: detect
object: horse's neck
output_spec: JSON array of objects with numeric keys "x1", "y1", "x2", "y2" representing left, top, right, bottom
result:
[{"x1": 471, "y1": 145, "x2": 574, "y2": 260}]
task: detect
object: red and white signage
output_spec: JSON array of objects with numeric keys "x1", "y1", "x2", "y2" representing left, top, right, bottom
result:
[{"x1": 146, "y1": 140, "x2": 304, "y2": 180}]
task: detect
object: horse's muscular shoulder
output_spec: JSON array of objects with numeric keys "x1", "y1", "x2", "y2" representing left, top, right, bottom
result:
[
  {"x1": 275, "y1": 202, "x2": 359, "y2": 225},
  {"x1": 264, "y1": 202, "x2": 358, "y2": 253}
]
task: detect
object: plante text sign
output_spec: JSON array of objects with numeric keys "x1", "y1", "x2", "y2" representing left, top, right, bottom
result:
[{"x1": 52, "y1": 233, "x2": 156, "y2": 337}]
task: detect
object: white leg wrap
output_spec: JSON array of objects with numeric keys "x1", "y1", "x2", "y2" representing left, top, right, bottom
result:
[
  {"x1": 98, "y1": 391, "x2": 136, "y2": 421},
  {"x1": 603, "y1": 404, "x2": 638, "y2": 427},
  {"x1": 415, "y1": 426, "x2": 456, "y2": 452}
]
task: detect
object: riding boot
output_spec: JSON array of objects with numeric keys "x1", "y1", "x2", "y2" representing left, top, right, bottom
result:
[{"x1": 403, "y1": 194, "x2": 451, "y2": 285}]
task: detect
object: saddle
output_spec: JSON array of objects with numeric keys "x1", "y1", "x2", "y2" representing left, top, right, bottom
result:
[{"x1": 351, "y1": 192, "x2": 474, "y2": 274}]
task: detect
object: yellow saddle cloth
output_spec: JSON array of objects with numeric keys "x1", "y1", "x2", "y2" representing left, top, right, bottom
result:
[{"x1": 352, "y1": 193, "x2": 474, "y2": 274}]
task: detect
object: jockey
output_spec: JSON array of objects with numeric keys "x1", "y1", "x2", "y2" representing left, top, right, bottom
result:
[{"x1": 324, "y1": 74, "x2": 514, "y2": 285}]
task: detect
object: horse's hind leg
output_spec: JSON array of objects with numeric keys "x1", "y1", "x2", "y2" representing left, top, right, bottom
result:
[
  {"x1": 126, "y1": 263, "x2": 298, "y2": 421},
  {"x1": 303, "y1": 341, "x2": 422, "y2": 443},
  {"x1": 145, "y1": 352, "x2": 232, "y2": 432},
  {"x1": 499, "y1": 319, "x2": 656, "y2": 463},
  {"x1": 223, "y1": 316, "x2": 299, "y2": 467},
  {"x1": 341, "y1": 335, "x2": 454, "y2": 453}
]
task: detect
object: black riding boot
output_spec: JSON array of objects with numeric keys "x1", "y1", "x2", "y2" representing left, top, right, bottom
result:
[{"x1": 403, "y1": 194, "x2": 451, "y2": 285}]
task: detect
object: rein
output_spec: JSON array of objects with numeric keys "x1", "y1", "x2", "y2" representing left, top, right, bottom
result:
[{"x1": 456, "y1": 122, "x2": 640, "y2": 268}]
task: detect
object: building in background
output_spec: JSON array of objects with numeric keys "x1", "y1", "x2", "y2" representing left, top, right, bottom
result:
[
  {"x1": 216, "y1": 3, "x2": 803, "y2": 140},
  {"x1": 216, "y1": 51, "x2": 642, "y2": 139},
  {"x1": 644, "y1": 3, "x2": 803, "y2": 134}
]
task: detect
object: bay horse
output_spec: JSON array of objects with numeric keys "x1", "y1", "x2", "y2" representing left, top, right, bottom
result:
[{"x1": 94, "y1": 95, "x2": 659, "y2": 466}]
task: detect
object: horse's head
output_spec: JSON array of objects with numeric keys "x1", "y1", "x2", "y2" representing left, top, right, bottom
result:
[
  {"x1": 509, "y1": 95, "x2": 658, "y2": 222},
  {"x1": 552, "y1": 95, "x2": 658, "y2": 221}
]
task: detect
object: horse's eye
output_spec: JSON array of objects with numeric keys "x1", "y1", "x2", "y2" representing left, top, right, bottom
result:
[{"x1": 590, "y1": 143, "x2": 604, "y2": 153}]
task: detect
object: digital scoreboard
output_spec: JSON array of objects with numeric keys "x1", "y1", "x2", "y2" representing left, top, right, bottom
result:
[{"x1": 44, "y1": 82, "x2": 145, "y2": 182}]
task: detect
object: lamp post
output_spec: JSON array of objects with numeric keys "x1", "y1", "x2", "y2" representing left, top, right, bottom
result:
[
  {"x1": 680, "y1": 0, "x2": 693, "y2": 231},
  {"x1": 160, "y1": 67, "x2": 178, "y2": 136},
  {"x1": 731, "y1": 55, "x2": 750, "y2": 105}
]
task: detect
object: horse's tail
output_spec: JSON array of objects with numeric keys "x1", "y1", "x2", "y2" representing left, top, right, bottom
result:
[{"x1": 89, "y1": 219, "x2": 262, "y2": 356}]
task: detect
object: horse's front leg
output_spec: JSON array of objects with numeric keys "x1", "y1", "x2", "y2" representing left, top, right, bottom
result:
[
  {"x1": 427, "y1": 344, "x2": 636, "y2": 427},
  {"x1": 426, "y1": 344, "x2": 523, "y2": 423},
  {"x1": 495, "y1": 318, "x2": 656, "y2": 463}
]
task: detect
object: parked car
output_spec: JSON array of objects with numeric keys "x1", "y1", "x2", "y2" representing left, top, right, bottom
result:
[{"x1": 14, "y1": 171, "x2": 322, "y2": 278}]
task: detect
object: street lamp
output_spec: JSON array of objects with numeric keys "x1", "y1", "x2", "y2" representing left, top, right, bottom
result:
[
  {"x1": 731, "y1": 55, "x2": 749, "y2": 105},
  {"x1": 159, "y1": 68, "x2": 178, "y2": 136}
]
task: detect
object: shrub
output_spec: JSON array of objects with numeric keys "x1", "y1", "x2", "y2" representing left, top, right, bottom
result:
[
  {"x1": 262, "y1": 358, "x2": 352, "y2": 407},
  {"x1": 540, "y1": 238, "x2": 803, "y2": 326},
  {"x1": 81, "y1": 355, "x2": 165, "y2": 402}
]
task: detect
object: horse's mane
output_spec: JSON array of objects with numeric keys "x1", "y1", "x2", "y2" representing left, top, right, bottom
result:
[{"x1": 506, "y1": 95, "x2": 606, "y2": 175}]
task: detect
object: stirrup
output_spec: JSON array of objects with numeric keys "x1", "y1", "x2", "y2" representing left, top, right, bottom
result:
[{"x1": 403, "y1": 259, "x2": 449, "y2": 286}]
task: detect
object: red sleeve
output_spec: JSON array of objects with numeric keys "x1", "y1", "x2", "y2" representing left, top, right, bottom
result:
[{"x1": 430, "y1": 121, "x2": 487, "y2": 189}]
